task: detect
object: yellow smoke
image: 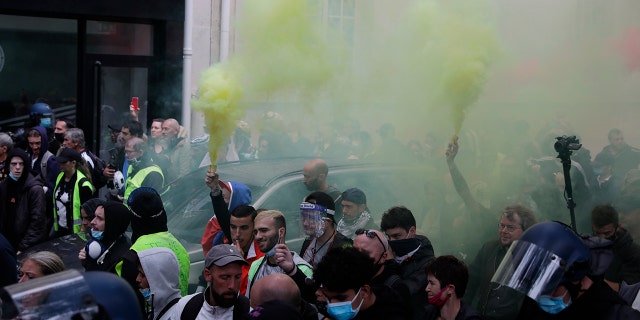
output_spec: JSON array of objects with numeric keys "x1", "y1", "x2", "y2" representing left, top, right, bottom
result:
[
  {"x1": 191, "y1": 64, "x2": 243, "y2": 168},
  {"x1": 235, "y1": 0, "x2": 343, "y2": 101}
]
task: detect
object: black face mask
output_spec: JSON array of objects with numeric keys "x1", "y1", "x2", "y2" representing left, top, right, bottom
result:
[
  {"x1": 388, "y1": 238, "x2": 421, "y2": 257},
  {"x1": 54, "y1": 132, "x2": 64, "y2": 143}
]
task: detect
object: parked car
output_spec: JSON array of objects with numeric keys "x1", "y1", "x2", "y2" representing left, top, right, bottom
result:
[
  {"x1": 19, "y1": 157, "x2": 441, "y2": 293},
  {"x1": 161, "y1": 157, "x2": 439, "y2": 292}
]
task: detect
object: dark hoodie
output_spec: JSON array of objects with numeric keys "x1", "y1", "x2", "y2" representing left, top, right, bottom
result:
[
  {"x1": 28, "y1": 126, "x2": 61, "y2": 194},
  {"x1": 0, "y1": 148, "x2": 47, "y2": 251},
  {"x1": 83, "y1": 201, "x2": 131, "y2": 273}
]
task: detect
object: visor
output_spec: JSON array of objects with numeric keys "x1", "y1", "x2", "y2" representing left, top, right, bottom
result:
[
  {"x1": 1, "y1": 269, "x2": 99, "y2": 319},
  {"x1": 491, "y1": 240, "x2": 568, "y2": 300},
  {"x1": 300, "y1": 202, "x2": 334, "y2": 216}
]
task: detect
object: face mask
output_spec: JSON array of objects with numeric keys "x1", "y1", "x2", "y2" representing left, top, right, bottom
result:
[
  {"x1": 428, "y1": 286, "x2": 451, "y2": 307},
  {"x1": 537, "y1": 291, "x2": 570, "y2": 314},
  {"x1": 326, "y1": 288, "x2": 363, "y2": 320},
  {"x1": 265, "y1": 233, "x2": 281, "y2": 257},
  {"x1": 91, "y1": 229, "x2": 104, "y2": 240},
  {"x1": 389, "y1": 238, "x2": 420, "y2": 259},
  {"x1": 40, "y1": 117, "x2": 52, "y2": 128},
  {"x1": 9, "y1": 172, "x2": 18, "y2": 181},
  {"x1": 54, "y1": 132, "x2": 64, "y2": 143},
  {"x1": 139, "y1": 288, "x2": 152, "y2": 301}
]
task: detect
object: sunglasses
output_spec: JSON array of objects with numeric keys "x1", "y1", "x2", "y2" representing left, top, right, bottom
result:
[{"x1": 355, "y1": 228, "x2": 386, "y2": 252}]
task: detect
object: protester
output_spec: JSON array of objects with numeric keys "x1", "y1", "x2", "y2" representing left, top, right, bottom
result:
[
  {"x1": 80, "y1": 198, "x2": 105, "y2": 235},
  {"x1": 63, "y1": 127, "x2": 107, "y2": 189},
  {"x1": 52, "y1": 147, "x2": 94, "y2": 237},
  {"x1": 169, "y1": 244, "x2": 250, "y2": 320},
  {"x1": 0, "y1": 233, "x2": 18, "y2": 286},
  {"x1": 422, "y1": 255, "x2": 481, "y2": 320},
  {"x1": 136, "y1": 247, "x2": 182, "y2": 320},
  {"x1": 0, "y1": 148, "x2": 47, "y2": 253},
  {"x1": 18, "y1": 251, "x2": 65, "y2": 282},
  {"x1": 122, "y1": 137, "x2": 165, "y2": 203},
  {"x1": 249, "y1": 273, "x2": 318, "y2": 320},
  {"x1": 0, "y1": 132, "x2": 14, "y2": 183},
  {"x1": 314, "y1": 246, "x2": 409, "y2": 320},
  {"x1": 299, "y1": 191, "x2": 352, "y2": 267},
  {"x1": 202, "y1": 170, "x2": 252, "y2": 255},
  {"x1": 380, "y1": 206, "x2": 435, "y2": 320},
  {"x1": 119, "y1": 187, "x2": 190, "y2": 296},
  {"x1": 79, "y1": 201, "x2": 131, "y2": 273},
  {"x1": 161, "y1": 118, "x2": 191, "y2": 182},
  {"x1": 465, "y1": 205, "x2": 536, "y2": 318},
  {"x1": 246, "y1": 210, "x2": 314, "y2": 302},
  {"x1": 337, "y1": 188, "x2": 376, "y2": 239},
  {"x1": 591, "y1": 204, "x2": 640, "y2": 292}
]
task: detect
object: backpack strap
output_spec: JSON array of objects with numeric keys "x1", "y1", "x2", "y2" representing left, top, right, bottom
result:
[
  {"x1": 180, "y1": 293, "x2": 204, "y2": 320},
  {"x1": 233, "y1": 295, "x2": 250, "y2": 319},
  {"x1": 156, "y1": 297, "x2": 180, "y2": 319}
]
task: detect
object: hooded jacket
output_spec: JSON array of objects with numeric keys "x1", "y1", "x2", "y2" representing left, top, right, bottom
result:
[
  {"x1": 28, "y1": 126, "x2": 61, "y2": 193},
  {"x1": 202, "y1": 180, "x2": 252, "y2": 255},
  {"x1": 0, "y1": 148, "x2": 47, "y2": 251},
  {"x1": 138, "y1": 247, "x2": 181, "y2": 320},
  {"x1": 83, "y1": 201, "x2": 132, "y2": 273}
]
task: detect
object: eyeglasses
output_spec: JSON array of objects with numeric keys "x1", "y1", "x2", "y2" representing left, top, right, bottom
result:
[
  {"x1": 498, "y1": 223, "x2": 521, "y2": 232},
  {"x1": 355, "y1": 229, "x2": 386, "y2": 252}
]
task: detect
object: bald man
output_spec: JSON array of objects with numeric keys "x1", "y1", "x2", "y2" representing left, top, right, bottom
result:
[
  {"x1": 302, "y1": 159, "x2": 341, "y2": 200},
  {"x1": 250, "y1": 273, "x2": 319, "y2": 319},
  {"x1": 161, "y1": 118, "x2": 191, "y2": 181}
]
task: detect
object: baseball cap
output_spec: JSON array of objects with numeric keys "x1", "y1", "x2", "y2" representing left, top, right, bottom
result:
[
  {"x1": 341, "y1": 188, "x2": 366, "y2": 205},
  {"x1": 56, "y1": 148, "x2": 82, "y2": 163},
  {"x1": 205, "y1": 244, "x2": 248, "y2": 268},
  {"x1": 108, "y1": 123, "x2": 121, "y2": 132}
]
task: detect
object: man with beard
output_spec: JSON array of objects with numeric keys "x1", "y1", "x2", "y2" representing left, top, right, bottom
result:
[
  {"x1": 380, "y1": 206, "x2": 435, "y2": 320},
  {"x1": 299, "y1": 191, "x2": 352, "y2": 267},
  {"x1": 171, "y1": 244, "x2": 250, "y2": 320},
  {"x1": 246, "y1": 210, "x2": 314, "y2": 303},
  {"x1": 591, "y1": 204, "x2": 640, "y2": 292},
  {"x1": 302, "y1": 158, "x2": 341, "y2": 202}
]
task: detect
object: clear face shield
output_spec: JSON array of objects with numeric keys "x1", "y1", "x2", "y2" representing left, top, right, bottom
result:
[
  {"x1": 300, "y1": 202, "x2": 333, "y2": 238},
  {"x1": 491, "y1": 239, "x2": 569, "y2": 301},
  {"x1": 0, "y1": 269, "x2": 100, "y2": 319}
]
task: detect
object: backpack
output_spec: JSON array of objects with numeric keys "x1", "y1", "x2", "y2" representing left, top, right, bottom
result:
[{"x1": 85, "y1": 150, "x2": 107, "y2": 189}]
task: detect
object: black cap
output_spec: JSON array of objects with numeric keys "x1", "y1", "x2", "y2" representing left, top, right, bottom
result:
[
  {"x1": 56, "y1": 148, "x2": 82, "y2": 163},
  {"x1": 342, "y1": 188, "x2": 366, "y2": 205}
]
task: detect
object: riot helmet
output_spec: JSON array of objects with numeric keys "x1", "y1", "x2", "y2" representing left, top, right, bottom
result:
[
  {"x1": 29, "y1": 102, "x2": 54, "y2": 129},
  {"x1": 491, "y1": 221, "x2": 591, "y2": 301}
]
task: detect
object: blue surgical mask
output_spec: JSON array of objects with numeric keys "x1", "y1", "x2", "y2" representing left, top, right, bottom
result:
[
  {"x1": 91, "y1": 229, "x2": 104, "y2": 240},
  {"x1": 40, "y1": 117, "x2": 52, "y2": 128},
  {"x1": 139, "y1": 288, "x2": 152, "y2": 301},
  {"x1": 326, "y1": 288, "x2": 363, "y2": 320},
  {"x1": 537, "y1": 292, "x2": 570, "y2": 314},
  {"x1": 9, "y1": 172, "x2": 18, "y2": 181}
]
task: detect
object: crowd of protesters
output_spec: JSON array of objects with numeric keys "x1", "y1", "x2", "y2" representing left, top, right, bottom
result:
[{"x1": 2, "y1": 103, "x2": 640, "y2": 319}]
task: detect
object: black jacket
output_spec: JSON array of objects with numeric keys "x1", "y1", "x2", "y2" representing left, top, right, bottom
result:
[
  {"x1": 398, "y1": 234, "x2": 435, "y2": 320},
  {"x1": 0, "y1": 171, "x2": 47, "y2": 251},
  {"x1": 421, "y1": 301, "x2": 482, "y2": 320},
  {"x1": 606, "y1": 228, "x2": 640, "y2": 286},
  {"x1": 466, "y1": 239, "x2": 508, "y2": 314}
]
